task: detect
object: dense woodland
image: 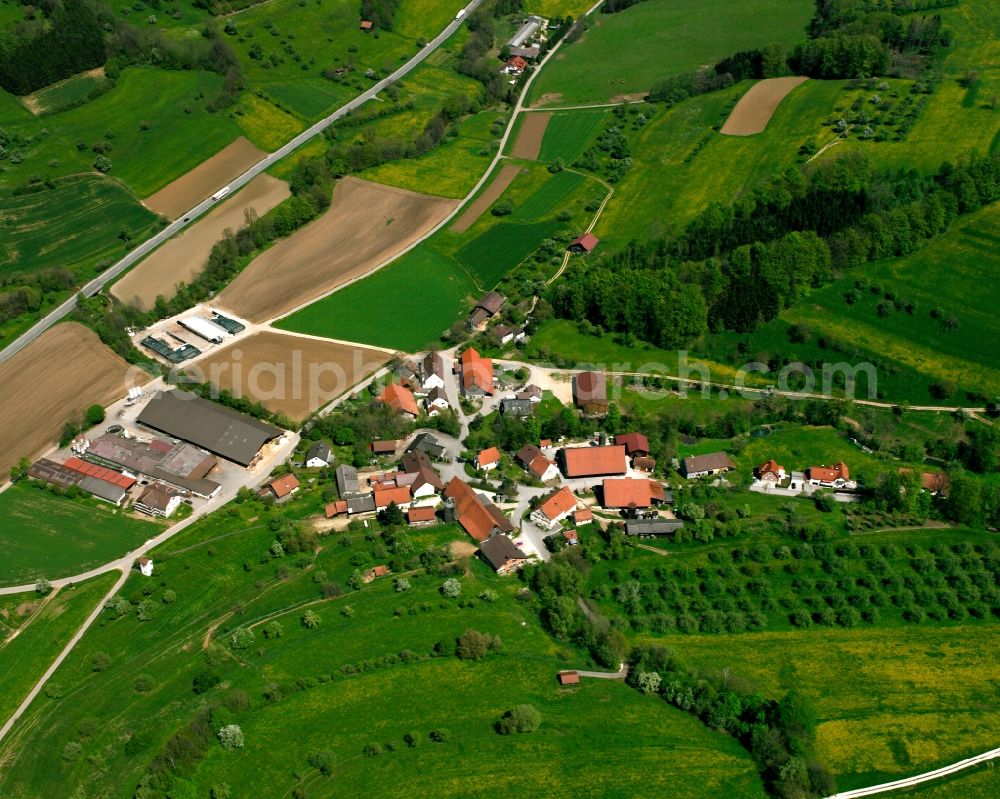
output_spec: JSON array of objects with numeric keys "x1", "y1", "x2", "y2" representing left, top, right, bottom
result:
[{"x1": 359, "y1": 0, "x2": 401, "y2": 31}]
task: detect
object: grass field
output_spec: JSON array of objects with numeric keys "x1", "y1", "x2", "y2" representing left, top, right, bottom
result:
[
  {"x1": 537, "y1": 108, "x2": 610, "y2": 163},
  {"x1": 26, "y1": 72, "x2": 108, "y2": 115},
  {"x1": 0, "y1": 494, "x2": 766, "y2": 799},
  {"x1": 0, "y1": 573, "x2": 117, "y2": 726},
  {"x1": 0, "y1": 485, "x2": 163, "y2": 586},
  {"x1": 0, "y1": 175, "x2": 160, "y2": 279},
  {"x1": 529, "y1": 0, "x2": 814, "y2": 106},
  {"x1": 276, "y1": 245, "x2": 476, "y2": 351},
  {"x1": 894, "y1": 767, "x2": 1000, "y2": 798},
  {"x1": 455, "y1": 220, "x2": 561, "y2": 287}
]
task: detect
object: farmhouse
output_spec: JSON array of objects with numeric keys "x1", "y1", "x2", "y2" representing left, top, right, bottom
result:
[
  {"x1": 305, "y1": 441, "x2": 332, "y2": 468},
  {"x1": 84, "y1": 434, "x2": 221, "y2": 498},
  {"x1": 516, "y1": 384, "x2": 543, "y2": 403},
  {"x1": 460, "y1": 347, "x2": 494, "y2": 396},
  {"x1": 478, "y1": 533, "x2": 529, "y2": 574},
  {"x1": 573, "y1": 507, "x2": 593, "y2": 525},
  {"x1": 559, "y1": 445, "x2": 627, "y2": 478},
  {"x1": 325, "y1": 500, "x2": 348, "y2": 518},
  {"x1": 407, "y1": 505, "x2": 438, "y2": 526},
  {"x1": 600, "y1": 478, "x2": 666, "y2": 511},
  {"x1": 425, "y1": 386, "x2": 450, "y2": 415},
  {"x1": 516, "y1": 444, "x2": 560, "y2": 482},
  {"x1": 476, "y1": 447, "x2": 501, "y2": 471},
  {"x1": 374, "y1": 485, "x2": 412, "y2": 510},
  {"x1": 615, "y1": 432, "x2": 650, "y2": 458},
  {"x1": 421, "y1": 351, "x2": 448, "y2": 390},
  {"x1": 506, "y1": 14, "x2": 544, "y2": 60},
  {"x1": 755, "y1": 459, "x2": 786, "y2": 483},
  {"x1": 467, "y1": 291, "x2": 505, "y2": 329},
  {"x1": 408, "y1": 432, "x2": 447, "y2": 459},
  {"x1": 681, "y1": 452, "x2": 736, "y2": 479},
  {"x1": 531, "y1": 486, "x2": 579, "y2": 528},
  {"x1": 807, "y1": 462, "x2": 855, "y2": 489},
  {"x1": 137, "y1": 557, "x2": 154, "y2": 577},
  {"x1": 500, "y1": 398, "x2": 534, "y2": 418},
  {"x1": 267, "y1": 474, "x2": 300, "y2": 500},
  {"x1": 568, "y1": 233, "x2": 599, "y2": 254},
  {"x1": 371, "y1": 439, "x2": 399, "y2": 456},
  {"x1": 400, "y1": 450, "x2": 444, "y2": 497},
  {"x1": 625, "y1": 519, "x2": 684, "y2": 537},
  {"x1": 379, "y1": 383, "x2": 420, "y2": 418},
  {"x1": 444, "y1": 477, "x2": 514, "y2": 542},
  {"x1": 135, "y1": 483, "x2": 184, "y2": 518},
  {"x1": 137, "y1": 390, "x2": 282, "y2": 468},
  {"x1": 573, "y1": 371, "x2": 608, "y2": 414}
]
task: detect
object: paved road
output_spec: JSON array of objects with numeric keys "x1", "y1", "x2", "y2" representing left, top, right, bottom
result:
[
  {"x1": 0, "y1": 1, "x2": 484, "y2": 367},
  {"x1": 825, "y1": 747, "x2": 1000, "y2": 798}
]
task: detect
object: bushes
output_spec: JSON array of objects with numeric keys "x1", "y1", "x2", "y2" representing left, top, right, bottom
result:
[
  {"x1": 495, "y1": 704, "x2": 541, "y2": 734},
  {"x1": 455, "y1": 629, "x2": 502, "y2": 660}
]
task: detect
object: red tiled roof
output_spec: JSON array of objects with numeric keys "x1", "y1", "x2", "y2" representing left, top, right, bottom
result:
[
  {"x1": 408, "y1": 505, "x2": 437, "y2": 523},
  {"x1": 444, "y1": 477, "x2": 512, "y2": 541},
  {"x1": 757, "y1": 459, "x2": 785, "y2": 478},
  {"x1": 268, "y1": 473, "x2": 300, "y2": 498},
  {"x1": 808, "y1": 462, "x2": 850, "y2": 482},
  {"x1": 573, "y1": 507, "x2": 593, "y2": 523},
  {"x1": 325, "y1": 500, "x2": 348, "y2": 517},
  {"x1": 564, "y1": 529, "x2": 579, "y2": 544},
  {"x1": 379, "y1": 383, "x2": 419, "y2": 416},
  {"x1": 539, "y1": 439, "x2": 552, "y2": 448},
  {"x1": 571, "y1": 233, "x2": 599, "y2": 252},
  {"x1": 558, "y1": 670, "x2": 580, "y2": 685},
  {"x1": 528, "y1": 453, "x2": 554, "y2": 479},
  {"x1": 63, "y1": 458, "x2": 135, "y2": 489},
  {"x1": 615, "y1": 432, "x2": 650, "y2": 455},
  {"x1": 633, "y1": 456, "x2": 656, "y2": 472},
  {"x1": 602, "y1": 478, "x2": 659, "y2": 508},
  {"x1": 509, "y1": 56, "x2": 528, "y2": 70},
  {"x1": 537, "y1": 486, "x2": 578, "y2": 521},
  {"x1": 374, "y1": 485, "x2": 412, "y2": 508},
  {"x1": 371, "y1": 439, "x2": 398, "y2": 453},
  {"x1": 921, "y1": 472, "x2": 949, "y2": 494},
  {"x1": 573, "y1": 371, "x2": 606, "y2": 404},
  {"x1": 360, "y1": 19, "x2": 373, "y2": 29},
  {"x1": 478, "y1": 447, "x2": 501, "y2": 467},
  {"x1": 561, "y1": 445, "x2": 626, "y2": 478},
  {"x1": 461, "y1": 348, "x2": 493, "y2": 394}
]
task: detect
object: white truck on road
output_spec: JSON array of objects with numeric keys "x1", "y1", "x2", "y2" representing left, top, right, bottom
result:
[
  {"x1": 455, "y1": 8, "x2": 465, "y2": 19},
  {"x1": 211, "y1": 186, "x2": 231, "y2": 202}
]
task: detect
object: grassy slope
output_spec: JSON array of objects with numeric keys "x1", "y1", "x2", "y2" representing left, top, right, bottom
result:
[
  {"x1": 529, "y1": 0, "x2": 814, "y2": 106},
  {"x1": 0, "y1": 498, "x2": 765, "y2": 799},
  {"x1": 0, "y1": 485, "x2": 164, "y2": 586},
  {"x1": 0, "y1": 573, "x2": 117, "y2": 724}
]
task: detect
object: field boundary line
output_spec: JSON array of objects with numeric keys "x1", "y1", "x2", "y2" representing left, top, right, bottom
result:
[{"x1": 825, "y1": 747, "x2": 1000, "y2": 798}]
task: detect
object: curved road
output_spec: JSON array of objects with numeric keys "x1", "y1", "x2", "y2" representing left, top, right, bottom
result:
[{"x1": 0, "y1": 0, "x2": 484, "y2": 367}]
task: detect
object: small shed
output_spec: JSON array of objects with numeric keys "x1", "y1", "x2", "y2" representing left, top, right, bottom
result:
[
  {"x1": 137, "y1": 557, "x2": 154, "y2": 577},
  {"x1": 568, "y1": 233, "x2": 599, "y2": 254},
  {"x1": 360, "y1": 19, "x2": 373, "y2": 30},
  {"x1": 558, "y1": 670, "x2": 580, "y2": 685}
]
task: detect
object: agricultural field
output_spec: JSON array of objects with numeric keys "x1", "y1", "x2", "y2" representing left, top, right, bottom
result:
[
  {"x1": 537, "y1": 108, "x2": 609, "y2": 163},
  {"x1": 895, "y1": 768, "x2": 1000, "y2": 798},
  {"x1": 450, "y1": 164, "x2": 523, "y2": 233},
  {"x1": 0, "y1": 323, "x2": 136, "y2": 478},
  {"x1": 113, "y1": 174, "x2": 290, "y2": 309},
  {"x1": 190, "y1": 331, "x2": 392, "y2": 419},
  {"x1": 21, "y1": 69, "x2": 110, "y2": 116},
  {"x1": 0, "y1": 573, "x2": 118, "y2": 724},
  {"x1": 276, "y1": 245, "x2": 476, "y2": 351},
  {"x1": 218, "y1": 176, "x2": 456, "y2": 322},
  {"x1": 0, "y1": 175, "x2": 160, "y2": 280},
  {"x1": 0, "y1": 484, "x2": 162, "y2": 586},
  {"x1": 0, "y1": 496, "x2": 766, "y2": 799},
  {"x1": 510, "y1": 111, "x2": 551, "y2": 160},
  {"x1": 144, "y1": 137, "x2": 266, "y2": 220},
  {"x1": 720, "y1": 76, "x2": 809, "y2": 136},
  {"x1": 529, "y1": 0, "x2": 814, "y2": 106}
]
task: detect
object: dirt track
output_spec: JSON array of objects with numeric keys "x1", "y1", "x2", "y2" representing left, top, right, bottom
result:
[
  {"x1": 720, "y1": 76, "x2": 808, "y2": 136},
  {"x1": 0, "y1": 323, "x2": 134, "y2": 476},
  {"x1": 216, "y1": 177, "x2": 456, "y2": 322},
  {"x1": 189, "y1": 331, "x2": 391, "y2": 419},
  {"x1": 450, "y1": 164, "x2": 522, "y2": 234},
  {"x1": 112, "y1": 175, "x2": 290, "y2": 310},
  {"x1": 144, "y1": 137, "x2": 266, "y2": 219},
  {"x1": 511, "y1": 112, "x2": 551, "y2": 160}
]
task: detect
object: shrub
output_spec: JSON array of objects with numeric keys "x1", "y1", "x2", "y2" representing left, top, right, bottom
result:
[
  {"x1": 496, "y1": 704, "x2": 541, "y2": 735},
  {"x1": 363, "y1": 742, "x2": 383, "y2": 756},
  {"x1": 302, "y1": 610, "x2": 321, "y2": 629},
  {"x1": 218, "y1": 724, "x2": 244, "y2": 750},
  {"x1": 193, "y1": 670, "x2": 221, "y2": 695},
  {"x1": 133, "y1": 674, "x2": 155, "y2": 693},
  {"x1": 441, "y1": 578, "x2": 461, "y2": 598},
  {"x1": 61, "y1": 741, "x2": 83, "y2": 761},
  {"x1": 428, "y1": 728, "x2": 451, "y2": 743},
  {"x1": 308, "y1": 749, "x2": 335, "y2": 776},
  {"x1": 263, "y1": 621, "x2": 284, "y2": 639}
]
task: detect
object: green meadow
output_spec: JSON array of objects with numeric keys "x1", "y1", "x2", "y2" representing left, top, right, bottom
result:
[
  {"x1": 0, "y1": 485, "x2": 163, "y2": 586},
  {"x1": 530, "y1": 0, "x2": 814, "y2": 106},
  {"x1": 537, "y1": 108, "x2": 609, "y2": 163}
]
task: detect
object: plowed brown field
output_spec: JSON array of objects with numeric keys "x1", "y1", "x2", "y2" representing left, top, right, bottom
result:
[
  {"x1": 144, "y1": 137, "x2": 265, "y2": 219},
  {"x1": 216, "y1": 177, "x2": 456, "y2": 322},
  {"x1": 720, "y1": 76, "x2": 808, "y2": 136},
  {"x1": 112, "y1": 175, "x2": 290, "y2": 310},
  {"x1": 511, "y1": 112, "x2": 551, "y2": 160},
  {"x1": 0, "y1": 324, "x2": 134, "y2": 476},
  {"x1": 189, "y1": 331, "x2": 391, "y2": 419},
  {"x1": 450, "y1": 164, "x2": 522, "y2": 234}
]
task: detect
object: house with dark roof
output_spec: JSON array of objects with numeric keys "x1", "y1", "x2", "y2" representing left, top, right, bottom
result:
[
  {"x1": 425, "y1": 386, "x2": 450, "y2": 416},
  {"x1": 305, "y1": 441, "x2": 332, "y2": 468},
  {"x1": 615, "y1": 432, "x2": 650, "y2": 458},
  {"x1": 500, "y1": 398, "x2": 534, "y2": 418},
  {"x1": 681, "y1": 452, "x2": 736, "y2": 479},
  {"x1": 478, "y1": 534, "x2": 529, "y2": 574},
  {"x1": 80, "y1": 476, "x2": 129, "y2": 506},
  {"x1": 346, "y1": 493, "x2": 377, "y2": 515},
  {"x1": 467, "y1": 292, "x2": 505, "y2": 330},
  {"x1": 137, "y1": 390, "x2": 282, "y2": 467},
  {"x1": 421, "y1": 351, "x2": 448, "y2": 390},
  {"x1": 400, "y1": 450, "x2": 443, "y2": 498},
  {"x1": 135, "y1": 483, "x2": 185, "y2": 518},
  {"x1": 335, "y1": 464, "x2": 360, "y2": 497},
  {"x1": 516, "y1": 384, "x2": 542, "y2": 403},
  {"x1": 573, "y1": 371, "x2": 608, "y2": 414},
  {"x1": 444, "y1": 477, "x2": 514, "y2": 542},
  {"x1": 559, "y1": 445, "x2": 627, "y2": 478},
  {"x1": 624, "y1": 518, "x2": 685, "y2": 537},
  {"x1": 516, "y1": 444, "x2": 559, "y2": 482},
  {"x1": 407, "y1": 432, "x2": 447, "y2": 459}
]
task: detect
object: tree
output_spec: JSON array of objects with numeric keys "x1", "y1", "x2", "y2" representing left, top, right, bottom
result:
[
  {"x1": 35, "y1": 577, "x2": 52, "y2": 595},
  {"x1": 604, "y1": 402, "x2": 622, "y2": 434},
  {"x1": 211, "y1": 785, "x2": 232, "y2": 799},
  {"x1": 218, "y1": 724, "x2": 244, "y2": 750},
  {"x1": 263, "y1": 621, "x2": 283, "y2": 639},
  {"x1": 636, "y1": 671, "x2": 662, "y2": 694},
  {"x1": 229, "y1": 627, "x2": 255, "y2": 649},
  {"x1": 379, "y1": 501, "x2": 404, "y2": 526},
  {"x1": 393, "y1": 577, "x2": 411, "y2": 593},
  {"x1": 496, "y1": 704, "x2": 541, "y2": 734},
  {"x1": 84, "y1": 404, "x2": 105, "y2": 426},
  {"x1": 308, "y1": 750, "x2": 335, "y2": 776},
  {"x1": 456, "y1": 628, "x2": 500, "y2": 660},
  {"x1": 93, "y1": 155, "x2": 112, "y2": 173},
  {"x1": 441, "y1": 578, "x2": 461, "y2": 598},
  {"x1": 301, "y1": 610, "x2": 321, "y2": 629},
  {"x1": 90, "y1": 652, "x2": 112, "y2": 672},
  {"x1": 348, "y1": 569, "x2": 365, "y2": 590}
]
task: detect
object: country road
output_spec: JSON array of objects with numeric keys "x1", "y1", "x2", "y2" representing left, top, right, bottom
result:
[
  {"x1": 824, "y1": 747, "x2": 1000, "y2": 798},
  {"x1": 0, "y1": 0, "x2": 485, "y2": 367}
]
